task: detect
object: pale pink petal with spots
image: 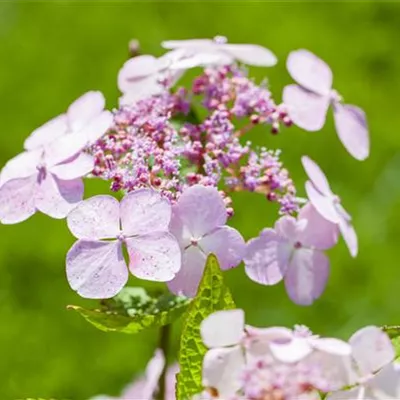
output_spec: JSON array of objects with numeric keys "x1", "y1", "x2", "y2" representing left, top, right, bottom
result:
[
  {"x1": 120, "y1": 189, "x2": 172, "y2": 236},
  {"x1": 0, "y1": 175, "x2": 37, "y2": 224},
  {"x1": 169, "y1": 208, "x2": 192, "y2": 250},
  {"x1": 126, "y1": 232, "x2": 181, "y2": 282},
  {"x1": 174, "y1": 185, "x2": 227, "y2": 238},
  {"x1": 200, "y1": 226, "x2": 245, "y2": 270},
  {"x1": 67, "y1": 195, "x2": 120, "y2": 240},
  {"x1": 66, "y1": 239, "x2": 128, "y2": 299},
  {"x1": 244, "y1": 231, "x2": 288, "y2": 286}
]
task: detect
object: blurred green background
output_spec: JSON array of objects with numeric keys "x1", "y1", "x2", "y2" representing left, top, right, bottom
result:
[{"x1": 0, "y1": 1, "x2": 399, "y2": 399}]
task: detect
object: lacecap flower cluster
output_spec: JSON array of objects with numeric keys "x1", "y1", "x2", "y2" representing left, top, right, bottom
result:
[{"x1": 0, "y1": 36, "x2": 370, "y2": 305}]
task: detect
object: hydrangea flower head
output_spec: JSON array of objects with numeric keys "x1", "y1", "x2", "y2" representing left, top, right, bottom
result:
[
  {"x1": 244, "y1": 202, "x2": 339, "y2": 305},
  {"x1": 283, "y1": 49, "x2": 369, "y2": 160},
  {"x1": 327, "y1": 326, "x2": 397, "y2": 400},
  {"x1": 66, "y1": 189, "x2": 181, "y2": 298},
  {"x1": 302, "y1": 155, "x2": 358, "y2": 257},
  {"x1": 200, "y1": 309, "x2": 352, "y2": 399},
  {"x1": 167, "y1": 185, "x2": 245, "y2": 297}
]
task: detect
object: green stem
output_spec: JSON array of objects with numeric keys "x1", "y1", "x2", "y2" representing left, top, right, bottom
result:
[{"x1": 157, "y1": 324, "x2": 171, "y2": 400}]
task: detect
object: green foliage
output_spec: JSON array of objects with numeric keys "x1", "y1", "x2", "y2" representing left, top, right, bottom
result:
[
  {"x1": 383, "y1": 325, "x2": 400, "y2": 361},
  {"x1": 68, "y1": 287, "x2": 190, "y2": 334},
  {"x1": 176, "y1": 254, "x2": 236, "y2": 400}
]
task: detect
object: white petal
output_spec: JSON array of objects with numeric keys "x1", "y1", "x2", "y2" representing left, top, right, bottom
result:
[
  {"x1": 349, "y1": 326, "x2": 394, "y2": 376},
  {"x1": 126, "y1": 232, "x2": 181, "y2": 282},
  {"x1": 118, "y1": 55, "x2": 159, "y2": 92},
  {"x1": 169, "y1": 51, "x2": 231, "y2": 69},
  {"x1": 120, "y1": 189, "x2": 172, "y2": 236},
  {"x1": 223, "y1": 44, "x2": 277, "y2": 66},
  {"x1": 202, "y1": 346, "x2": 244, "y2": 398},
  {"x1": 201, "y1": 309, "x2": 245, "y2": 348},
  {"x1": 270, "y1": 337, "x2": 312, "y2": 363},
  {"x1": 311, "y1": 337, "x2": 352, "y2": 356},
  {"x1": 371, "y1": 363, "x2": 400, "y2": 399},
  {"x1": 119, "y1": 75, "x2": 166, "y2": 106},
  {"x1": 66, "y1": 239, "x2": 128, "y2": 299},
  {"x1": 162, "y1": 39, "x2": 214, "y2": 50},
  {"x1": 245, "y1": 326, "x2": 293, "y2": 358},
  {"x1": 67, "y1": 195, "x2": 120, "y2": 240}
]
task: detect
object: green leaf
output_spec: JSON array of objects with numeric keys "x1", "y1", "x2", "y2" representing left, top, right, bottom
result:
[
  {"x1": 383, "y1": 325, "x2": 400, "y2": 361},
  {"x1": 176, "y1": 254, "x2": 236, "y2": 400},
  {"x1": 68, "y1": 287, "x2": 191, "y2": 334}
]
